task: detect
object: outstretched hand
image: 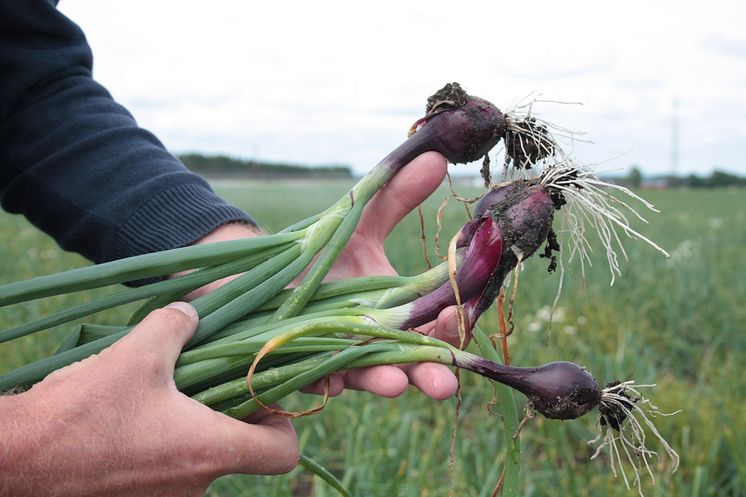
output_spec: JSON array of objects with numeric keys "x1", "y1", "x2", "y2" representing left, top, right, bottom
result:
[
  {"x1": 312, "y1": 151, "x2": 465, "y2": 400},
  {"x1": 195, "y1": 152, "x2": 468, "y2": 401}
]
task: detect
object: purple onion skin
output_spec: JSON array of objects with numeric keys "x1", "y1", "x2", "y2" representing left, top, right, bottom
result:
[
  {"x1": 459, "y1": 358, "x2": 602, "y2": 420},
  {"x1": 401, "y1": 183, "x2": 557, "y2": 330},
  {"x1": 473, "y1": 182, "x2": 523, "y2": 219},
  {"x1": 445, "y1": 184, "x2": 601, "y2": 420},
  {"x1": 384, "y1": 95, "x2": 507, "y2": 177},
  {"x1": 494, "y1": 185, "x2": 555, "y2": 257},
  {"x1": 416, "y1": 96, "x2": 507, "y2": 164},
  {"x1": 401, "y1": 216, "x2": 503, "y2": 329},
  {"x1": 466, "y1": 185, "x2": 556, "y2": 324},
  {"x1": 455, "y1": 217, "x2": 481, "y2": 249}
]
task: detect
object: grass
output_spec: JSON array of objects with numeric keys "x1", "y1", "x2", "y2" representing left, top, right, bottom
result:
[{"x1": 1, "y1": 180, "x2": 744, "y2": 497}]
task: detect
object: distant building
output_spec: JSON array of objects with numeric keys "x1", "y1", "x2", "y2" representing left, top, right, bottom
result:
[{"x1": 640, "y1": 177, "x2": 672, "y2": 190}]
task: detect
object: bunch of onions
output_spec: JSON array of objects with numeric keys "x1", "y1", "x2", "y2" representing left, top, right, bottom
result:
[{"x1": 0, "y1": 83, "x2": 677, "y2": 496}]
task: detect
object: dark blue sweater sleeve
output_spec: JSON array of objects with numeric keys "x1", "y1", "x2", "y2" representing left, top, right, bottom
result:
[{"x1": 0, "y1": 0, "x2": 256, "y2": 266}]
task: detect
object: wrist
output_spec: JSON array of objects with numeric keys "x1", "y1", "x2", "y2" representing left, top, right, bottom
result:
[
  {"x1": 0, "y1": 389, "x2": 58, "y2": 495},
  {"x1": 191, "y1": 222, "x2": 263, "y2": 246},
  {"x1": 169, "y1": 222, "x2": 264, "y2": 296},
  {"x1": 1, "y1": 382, "x2": 121, "y2": 497}
]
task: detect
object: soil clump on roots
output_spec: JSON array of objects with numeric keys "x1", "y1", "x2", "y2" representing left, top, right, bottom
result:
[
  {"x1": 598, "y1": 380, "x2": 638, "y2": 430},
  {"x1": 505, "y1": 117, "x2": 554, "y2": 169}
]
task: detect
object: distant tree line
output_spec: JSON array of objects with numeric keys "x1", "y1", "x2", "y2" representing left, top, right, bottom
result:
[
  {"x1": 680, "y1": 170, "x2": 746, "y2": 188},
  {"x1": 179, "y1": 153, "x2": 353, "y2": 179},
  {"x1": 624, "y1": 166, "x2": 746, "y2": 188}
]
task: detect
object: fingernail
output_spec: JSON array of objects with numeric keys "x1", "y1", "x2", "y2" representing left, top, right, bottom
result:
[
  {"x1": 445, "y1": 318, "x2": 461, "y2": 338},
  {"x1": 165, "y1": 301, "x2": 199, "y2": 321}
]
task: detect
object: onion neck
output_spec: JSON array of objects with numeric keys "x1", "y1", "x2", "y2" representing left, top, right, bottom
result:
[{"x1": 394, "y1": 216, "x2": 503, "y2": 329}]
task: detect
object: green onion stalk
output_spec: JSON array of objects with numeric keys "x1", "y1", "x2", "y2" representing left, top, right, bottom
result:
[
  {"x1": 0, "y1": 82, "x2": 506, "y2": 342},
  {"x1": 171, "y1": 181, "x2": 605, "y2": 424},
  {"x1": 0, "y1": 83, "x2": 667, "y2": 496},
  {"x1": 0, "y1": 169, "x2": 611, "y2": 496}
]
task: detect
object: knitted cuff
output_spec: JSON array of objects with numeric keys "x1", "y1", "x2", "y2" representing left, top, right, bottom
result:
[{"x1": 114, "y1": 183, "x2": 257, "y2": 285}]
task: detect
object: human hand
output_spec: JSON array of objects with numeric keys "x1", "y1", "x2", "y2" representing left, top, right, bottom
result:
[
  {"x1": 178, "y1": 223, "x2": 265, "y2": 299},
  {"x1": 1, "y1": 302, "x2": 298, "y2": 497},
  {"x1": 308, "y1": 151, "x2": 464, "y2": 400},
  {"x1": 188, "y1": 152, "x2": 466, "y2": 401}
]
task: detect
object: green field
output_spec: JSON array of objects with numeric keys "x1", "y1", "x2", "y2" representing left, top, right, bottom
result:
[{"x1": 1, "y1": 181, "x2": 744, "y2": 497}]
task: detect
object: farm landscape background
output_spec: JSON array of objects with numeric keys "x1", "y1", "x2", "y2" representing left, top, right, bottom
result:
[{"x1": 1, "y1": 179, "x2": 744, "y2": 497}]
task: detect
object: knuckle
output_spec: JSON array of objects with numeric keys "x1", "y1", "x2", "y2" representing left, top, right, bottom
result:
[
  {"x1": 137, "y1": 308, "x2": 194, "y2": 345},
  {"x1": 148, "y1": 307, "x2": 193, "y2": 329},
  {"x1": 123, "y1": 350, "x2": 167, "y2": 383},
  {"x1": 272, "y1": 440, "x2": 300, "y2": 474},
  {"x1": 137, "y1": 349, "x2": 164, "y2": 372}
]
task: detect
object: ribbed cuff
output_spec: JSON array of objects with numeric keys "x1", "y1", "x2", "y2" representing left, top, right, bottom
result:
[{"x1": 114, "y1": 183, "x2": 256, "y2": 284}]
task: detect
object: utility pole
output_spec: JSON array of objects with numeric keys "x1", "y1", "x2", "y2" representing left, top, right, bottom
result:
[{"x1": 671, "y1": 95, "x2": 680, "y2": 178}]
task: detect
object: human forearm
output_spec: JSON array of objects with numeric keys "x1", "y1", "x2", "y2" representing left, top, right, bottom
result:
[
  {"x1": 0, "y1": 1, "x2": 256, "y2": 265},
  {"x1": 0, "y1": 71, "x2": 256, "y2": 265},
  {"x1": 0, "y1": 393, "x2": 41, "y2": 497}
]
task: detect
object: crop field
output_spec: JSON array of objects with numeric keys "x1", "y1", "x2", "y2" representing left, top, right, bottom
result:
[{"x1": 1, "y1": 180, "x2": 744, "y2": 497}]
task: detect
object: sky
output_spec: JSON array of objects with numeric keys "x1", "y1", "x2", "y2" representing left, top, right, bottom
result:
[{"x1": 59, "y1": 0, "x2": 746, "y2": 176}]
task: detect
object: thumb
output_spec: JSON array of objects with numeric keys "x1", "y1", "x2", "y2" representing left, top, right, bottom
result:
[
  {"x1": 209, "y1": 409, "x2": 299, "y2": 475},
  {"x1": 114, "y1": 301, "x2": 199, "y2": 370},
  {"x1": 359, "y1": 151, "x2": 447, "y2": 243},
  {"x1": 430, "y1": 305, "x2": 472, "y2": 348}
]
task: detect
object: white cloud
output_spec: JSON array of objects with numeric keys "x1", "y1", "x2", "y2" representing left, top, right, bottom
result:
[{"x1": 59, "y1": 0, "x2": 746, "y2": 175}]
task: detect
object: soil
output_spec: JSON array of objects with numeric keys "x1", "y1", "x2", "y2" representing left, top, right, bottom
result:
[
  {"x1": 539, "y1": 227, "x2": 561, "y2": 273},
  {"x1": 548, "y1": 187, "x2": 567, "y2": 210},
  {"x1": 599, "y1": 381, "x2": 638, "y2": 431},
  {"x1": 504, "y1": 117, "x2": 554, "y2": 169},
  {"x1": 547, "y1": 166, "x2": 582, "y2": 211},
  {"x1": 531, "y1": 383, "x2": 602, "y2": 420},
  {"x1": 425, "y1": 82, "x2": 470, "y2": 115},
  {"x1": 480, "y1": 154, "x2": 491, "y2": 187}
]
